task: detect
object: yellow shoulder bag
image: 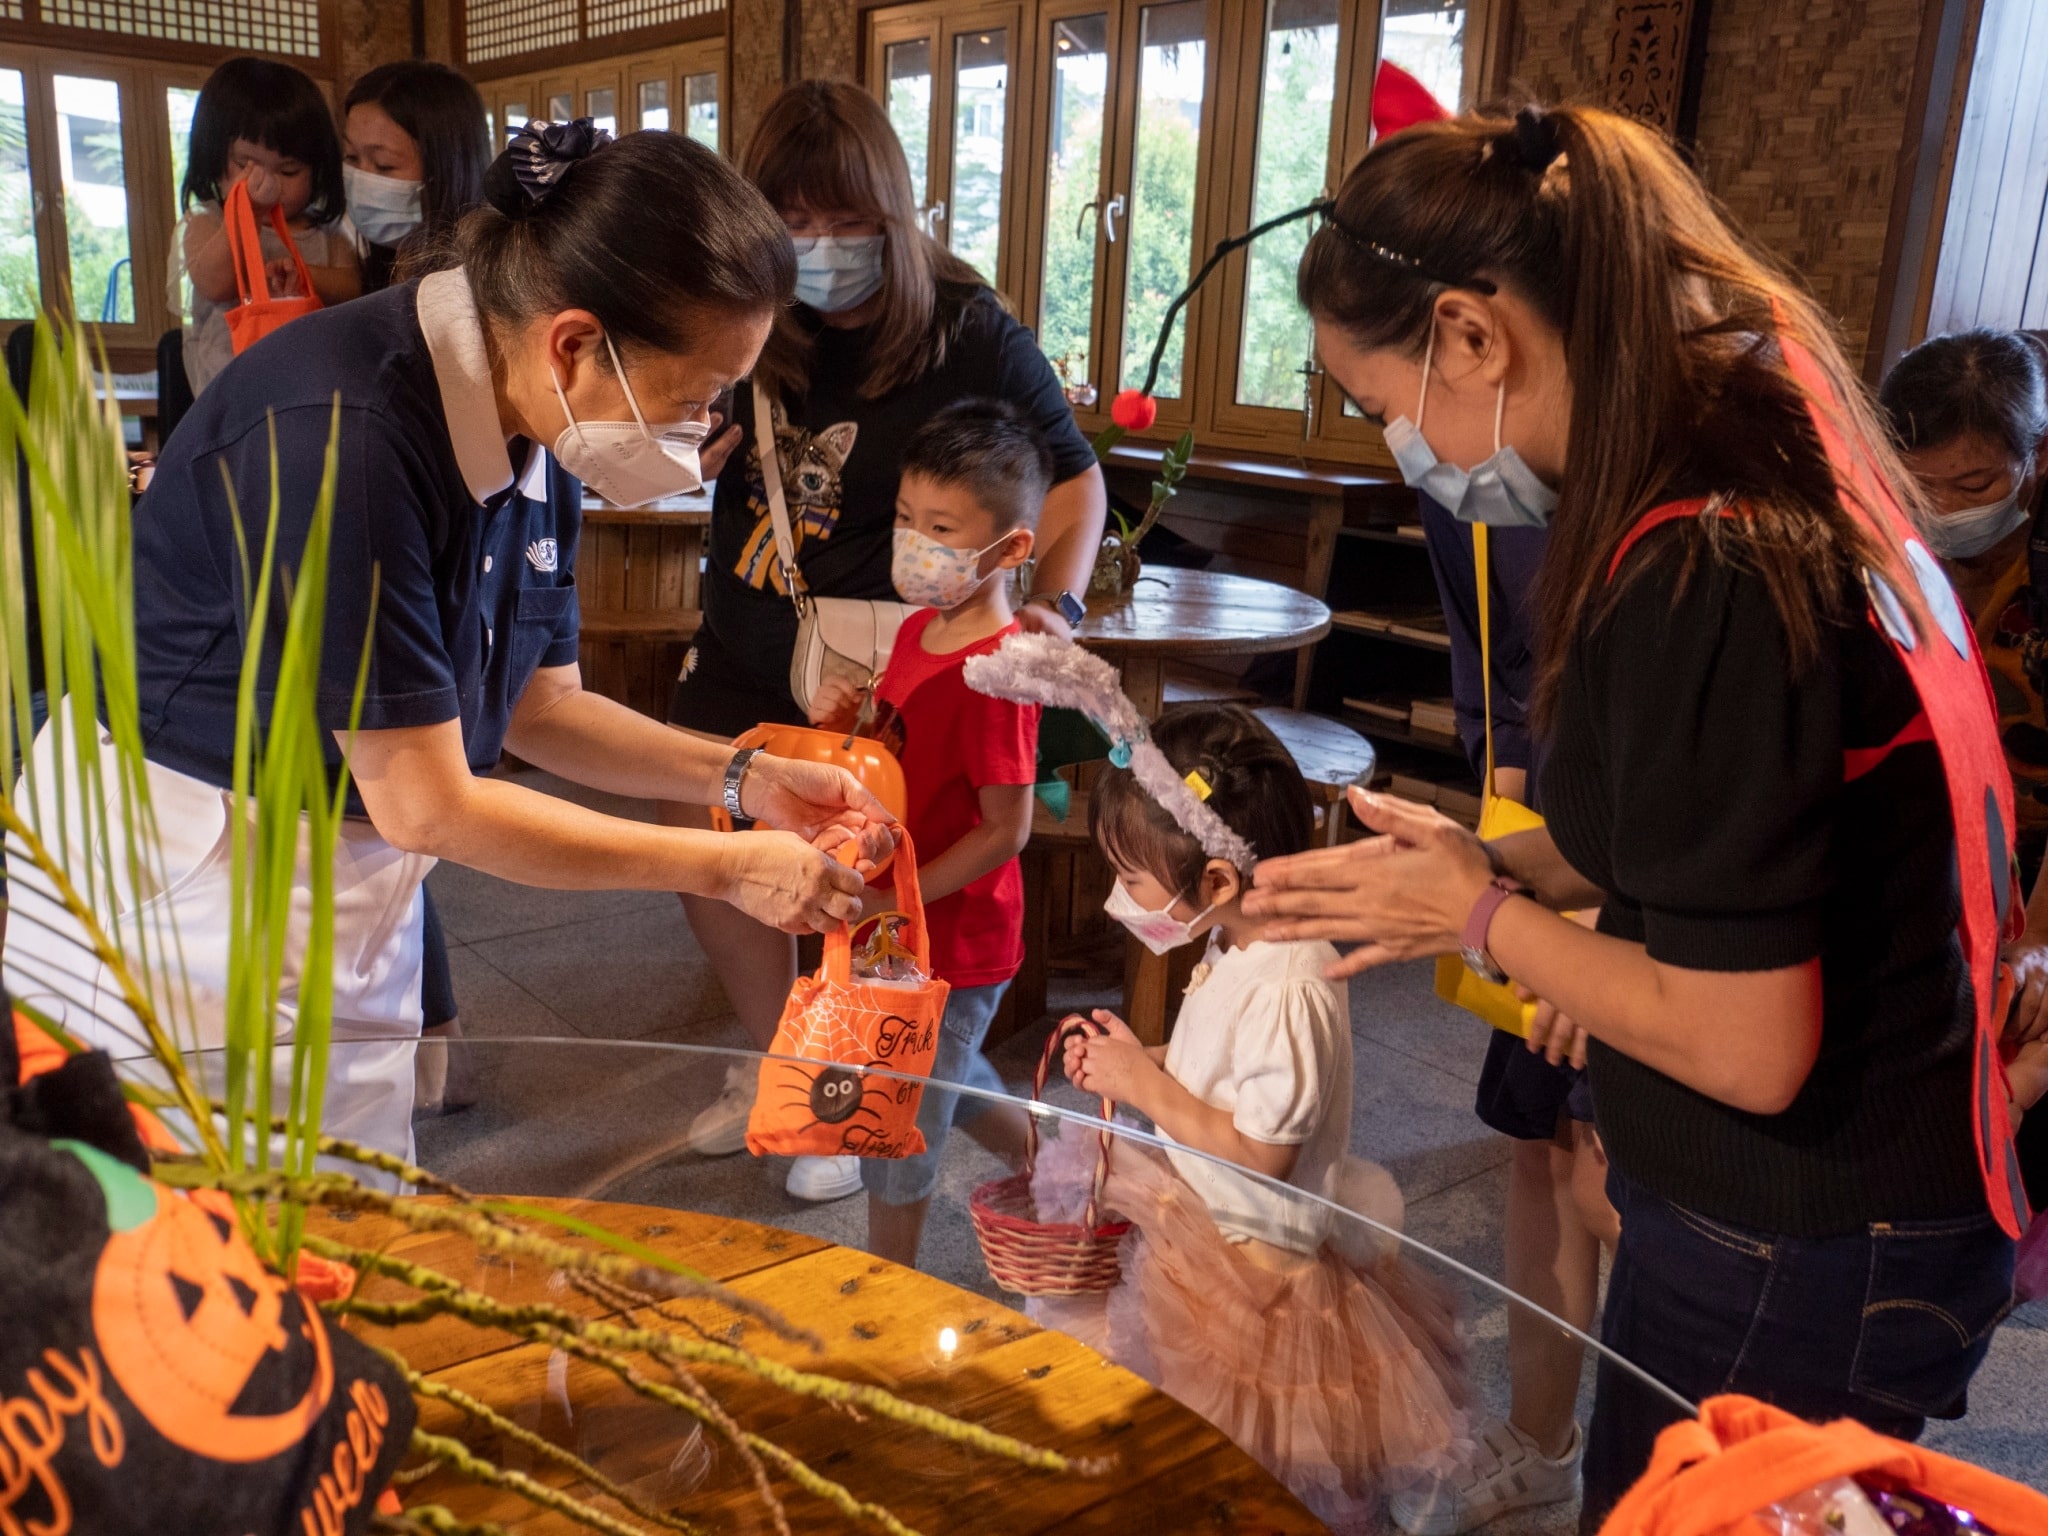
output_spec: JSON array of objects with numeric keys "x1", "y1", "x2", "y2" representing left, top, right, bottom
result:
[{"x1": 1433, "y1": 522, "x2": 1541, "y2": 1036}]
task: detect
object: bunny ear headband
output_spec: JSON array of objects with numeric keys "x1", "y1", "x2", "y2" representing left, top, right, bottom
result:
[{"x1": 963, "y1": 634, "x2": 1257, "y2": 872}]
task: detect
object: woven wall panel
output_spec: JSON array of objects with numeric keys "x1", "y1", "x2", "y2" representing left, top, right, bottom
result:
[
  {"x1": 464, "y1": 0, "x2": 576, "y2": 62},
  {"x1": 43, "y1": 0, "x2": 319, "y2": 53},
  {"x1": 1497, "y1": 0, "x2": 1611, "y2": 104},
  {"x1": 587, "y1": 0, "x2": 719, "y2": 40},
  {"x1": 1689, "y1": 0, "x2": 1924, "y2": 355}
]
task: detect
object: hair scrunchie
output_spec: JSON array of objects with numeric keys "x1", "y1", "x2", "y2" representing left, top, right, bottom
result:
[
  {"x1": 483, "y1": 117, "x2": 613, "y2": 218},
  {"x1": 1507, "y1": 106, "x2": 1564, "y2": 174}
]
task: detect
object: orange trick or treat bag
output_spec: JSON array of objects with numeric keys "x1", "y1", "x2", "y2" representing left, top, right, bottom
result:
[{"x1": 745, "y1": 830, "x2": 948, "y2": 1160}]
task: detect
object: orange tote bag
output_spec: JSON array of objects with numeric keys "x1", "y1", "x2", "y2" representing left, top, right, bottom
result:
[
  {"x1": 222, "y1": 179, "x2": 321, "y2": 356},
  {"x1": 745, "y1": 831, "x2": 948, "y2": 1160}
]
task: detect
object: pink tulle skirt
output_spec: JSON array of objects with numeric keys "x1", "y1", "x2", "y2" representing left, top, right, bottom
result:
[{"x1": 1025, "y1": 1129, "x2": 1471, "y2": 1533}]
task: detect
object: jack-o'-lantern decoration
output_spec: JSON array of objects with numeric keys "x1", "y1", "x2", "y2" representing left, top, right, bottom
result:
[{"x1": 91, "y1": 1183, "x2": 335, "y2": 1463}]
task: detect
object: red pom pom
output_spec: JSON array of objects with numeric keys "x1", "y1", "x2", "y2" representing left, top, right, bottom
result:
[{"x1": 1111, "y1": 389, "x2": 1157, "y2": 431}]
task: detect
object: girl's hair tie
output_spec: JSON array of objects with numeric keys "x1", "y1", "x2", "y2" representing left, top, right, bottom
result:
[
  {"x1": 1507, "y1": 106, "x2": 1564, "y2": 175},
  {"x1": 484, "y1": 117, "x2": 613, "y2": 219}
]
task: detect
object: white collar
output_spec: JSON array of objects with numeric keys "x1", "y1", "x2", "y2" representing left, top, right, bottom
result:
[
  {"x1": 515, "y1": 440, "x2": 549, "y2": 500},
  {"x1": 418, "y1": 267, "x2": 521, "y2": 504}
]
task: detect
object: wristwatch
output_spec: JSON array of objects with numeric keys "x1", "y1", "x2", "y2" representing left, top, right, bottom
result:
[
  {"x1": 1460, "y1": 877, "x2": 1524, "y2": 984},
  {"x1": 1027, "y1": 589, "x2": 1087, "y2": 627},
  {"x1": 723, "y1": 746, "x2": 762, "y2": 821}
]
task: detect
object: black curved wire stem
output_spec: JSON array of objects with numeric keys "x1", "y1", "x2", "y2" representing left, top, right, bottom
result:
[{"x1": 1132, "y1": 199, "x2": 1335, "y2": 401}]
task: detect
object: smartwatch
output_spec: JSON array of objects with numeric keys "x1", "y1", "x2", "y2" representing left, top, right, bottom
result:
[
  {"x1": 1028, "y1": 589, "x2": 1087, "y2": 627},
  {"x1": 1460, "y1": 877, "x2": 1524, "y2": 985},
  {"x1": 723, "y1": 746, "x2": 762, "y2": 821}
]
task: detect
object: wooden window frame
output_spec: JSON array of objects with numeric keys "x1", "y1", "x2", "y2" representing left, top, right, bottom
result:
[{"x1": 478, "y1": 36, "x2": 726, "y2": 152}]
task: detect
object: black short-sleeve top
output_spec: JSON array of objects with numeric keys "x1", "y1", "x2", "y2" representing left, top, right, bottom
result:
[
  {"x1": 134, "y1": 271, "x2": 582, "y2": 793},
  {"x1": 1538, "y1": 517, "x2": 1984, "y2": 1236},
  {"x1": 701, "y1": 289, "x2": 1098, "y2": 686}
]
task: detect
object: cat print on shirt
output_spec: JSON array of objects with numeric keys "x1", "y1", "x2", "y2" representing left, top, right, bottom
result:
[{"x1": 733, "y1": 400, "x2": 860, "y2": 597}]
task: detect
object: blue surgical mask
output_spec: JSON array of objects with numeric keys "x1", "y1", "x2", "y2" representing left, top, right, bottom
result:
[
  {"x1": 1923, "y1": 483, "x2": 2029, "y2": 560},
  {"x1": 1383, "y1": 323, "x2": 1560, "y2": 528},
  {"x1": 793, "y1": 235, "x2": 885, "y2": 314},
  {"x1": 344, "y1": 163, "x2": 424, "y2": 248}
]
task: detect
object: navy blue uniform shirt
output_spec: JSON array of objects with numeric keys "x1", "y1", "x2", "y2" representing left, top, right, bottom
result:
[{"x1": 134, "y1": 272, "x2": 581, "y2": 794}]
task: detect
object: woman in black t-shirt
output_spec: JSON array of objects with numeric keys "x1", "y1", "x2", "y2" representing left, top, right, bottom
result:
[
  {"x1": 1245, "y1": 106, "x2": 2019, "y2": 1527},
  {"x1": 662, "y1": 82, "x2": 1105, "y2": 1202}
]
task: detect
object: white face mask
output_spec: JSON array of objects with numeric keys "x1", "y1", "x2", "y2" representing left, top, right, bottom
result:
[
  {"x1": 891, "y1": 526, "x2": 1011, "y2": 610},
  {"x1": 344, "y1": 163, "x2": 424, "y2": 247},
  {"x1": 1103, "y1": 879, "x2": 1219, "y2": 956},
  {"x1": 1924, "y1": 484, "x2": 2030, "y2": 560},
  {"x1": 1382, "y1": 322, "x2": 1560, "y2": 528},
  {"x1": 549, "y1": 334, "x2": 708, "y2": 509},
  {"x1": 793, "y1": 235, "x2": 885, "y2": 314}
]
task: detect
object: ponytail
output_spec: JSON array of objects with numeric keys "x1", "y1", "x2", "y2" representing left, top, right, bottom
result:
[{"x1": 1300, "y1": 105, "x2": 1919, "y2": 721}]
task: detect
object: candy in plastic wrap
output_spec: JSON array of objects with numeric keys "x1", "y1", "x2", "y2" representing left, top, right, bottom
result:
[
  {"x1": 852, "y1": 912, "x2": 929, "y2": 985},
  {"x1": 1859, "y1": 1477, "x2": 1999, "y2": 1536}
]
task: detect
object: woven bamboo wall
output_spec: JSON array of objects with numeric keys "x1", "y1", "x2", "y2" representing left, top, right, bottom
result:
[
  {"x1": 1498, "y1": 0, "x2": 1927, "y2": 355},
  {"x1": 1690, "y1": 0, "x2": 1925, "y2": 357}
]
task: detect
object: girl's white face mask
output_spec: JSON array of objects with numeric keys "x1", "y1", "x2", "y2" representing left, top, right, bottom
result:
[
  {"x1": 1103, "y1": 878, "x2": 1218, "y2": 955},
  {"x1": 549, "y1": 334, "x2": 707, "y2": 509}
]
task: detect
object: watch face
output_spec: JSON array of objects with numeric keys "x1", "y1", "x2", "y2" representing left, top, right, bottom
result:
[
  {"x1": 1056, "y1": 590, "x2": 1086, "y2": 624},
  {"x1": 1461, "y1": 946, "x2": 1507, "y2": 986}
]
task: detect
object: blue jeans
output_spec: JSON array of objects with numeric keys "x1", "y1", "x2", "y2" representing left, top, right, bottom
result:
[
  {"x1": 1581, "y1": 1174, "x2": 2014, "y2": 1531},
  {"x1": 862, "y1": 982, "x2": 1008, "y2": 1206}
]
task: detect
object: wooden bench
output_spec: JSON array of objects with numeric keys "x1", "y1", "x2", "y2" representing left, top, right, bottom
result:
[{"x1": 577, "y1": 499, "x2": 708, "y2": 720}]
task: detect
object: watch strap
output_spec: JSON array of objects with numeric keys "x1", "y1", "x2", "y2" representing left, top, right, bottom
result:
[
  {"x1": 723, "y1": 746, "x2": 762, "y2": 820},
  {"x1": 1461, "y1": 877, "x2": 1521, "y2": 960}
]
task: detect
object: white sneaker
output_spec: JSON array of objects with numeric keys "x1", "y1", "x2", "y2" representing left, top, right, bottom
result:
[
  {"x1": 687, "y1": 1062, "x2": 757, "y2": 1156},
  {"x1": 786, "y1": 1153, "x2": 864, "y2": 1202},
  {"x1": 1389, "y1": 1419, "x2": 1583, "y2": 1535}
]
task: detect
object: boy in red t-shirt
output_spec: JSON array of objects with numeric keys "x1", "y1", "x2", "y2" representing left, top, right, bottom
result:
[{"x1": 808, "y1": 400, "x2": 1048, "y2": 1266}]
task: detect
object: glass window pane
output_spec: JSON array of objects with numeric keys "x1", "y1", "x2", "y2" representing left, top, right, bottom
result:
[
  {"x1": 1121, "y1": 0, "x2": 1206, "y2": 399},
  {"x1": 884, "y1": 38, "x2": 933, "y2": 203},
  {"x1": 587, "y1": 86, "x2": 616, "y2": 138},
  {"x1": 166, "y1": 84, "x2": 200, "y2": 318},
  {"x1": 948, "y1": 28, "x2": 1008, "y2": 283},
  {"x1": 503, "y1": 100, "x2": 529, "y2": 136},
  {"x1": 0, "y1": 71, "x2": 38, "y2": 319},
  {"x1": 1237, "y1": 0, "x2": 1339, "y2": 410},
  {"x1": 1378, "y1": 0, "x2": 1465, "y2": 114},
  {"x1": 54, "y1": 75, "x2": 131, "y2": 326},
  {"x1": 638, "y1": 79, "x2": 669, "y2": 132},
  {"x1": 1040, "y1": 14, "x2": 1109, "y2": 398},
  {"x1": 684, "y1": 73, "x2": 718, "y2": 149},
  {"x1": 547, "y1": 91, "x2": 572, "y2": 121}
]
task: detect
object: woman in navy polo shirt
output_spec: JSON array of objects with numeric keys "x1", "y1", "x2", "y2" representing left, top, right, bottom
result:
[{"x1": 4, "y1": 124, "x2": 890, "y2": 1166}]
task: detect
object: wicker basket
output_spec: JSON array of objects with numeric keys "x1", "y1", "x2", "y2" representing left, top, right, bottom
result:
[{"x1": 971, "y1": 1017, "x2": 1131, "y2": 1297}]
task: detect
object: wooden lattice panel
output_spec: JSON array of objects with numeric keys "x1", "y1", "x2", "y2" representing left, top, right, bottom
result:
[
  {"x1": 586, "y1": 0, "x2": 720, "y2": 40},
  {"x1": 42, "y1": 0, "x2": 319, "y2": 53},
  {"x1": 463, "y1": 0, "x2": 577, "y2": 63}
]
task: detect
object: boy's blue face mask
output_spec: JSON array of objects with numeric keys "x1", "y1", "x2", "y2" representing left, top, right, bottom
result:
[{"x1": 1382, "y1": 322, "x2": 1560, "y2": 529}]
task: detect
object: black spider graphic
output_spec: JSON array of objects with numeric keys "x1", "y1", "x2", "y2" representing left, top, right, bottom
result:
[{"x1": 780, "y1": 1061, "x2": 888, "y2": 1146}]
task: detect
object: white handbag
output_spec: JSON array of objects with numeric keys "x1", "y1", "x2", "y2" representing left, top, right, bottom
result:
[{"x1": 755, "y1": 379, "x2": 918, "y2": 714}]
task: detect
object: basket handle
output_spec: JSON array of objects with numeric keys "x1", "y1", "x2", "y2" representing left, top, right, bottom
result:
[{"x1": 1022, "y1": 1015, "x2": 1118, "y2": 1233}]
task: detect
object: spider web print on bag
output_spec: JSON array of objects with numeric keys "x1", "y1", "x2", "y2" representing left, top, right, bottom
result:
[{"x1": 746, "y1": 831, "x2": 950, "y2": 1160}]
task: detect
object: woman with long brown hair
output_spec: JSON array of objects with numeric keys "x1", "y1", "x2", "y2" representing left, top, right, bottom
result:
[
  {"x1": 1245, "y1": 104, "x2": 2021, "y2": 1526},
  {"x1": 663, "y1": 81, "x2": 1106, "y2": 1204}
]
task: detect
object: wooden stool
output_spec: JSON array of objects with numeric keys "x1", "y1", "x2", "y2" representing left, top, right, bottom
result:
[{"x1": 1254, "y1": 706, "x2": 1377, "y2": 846}]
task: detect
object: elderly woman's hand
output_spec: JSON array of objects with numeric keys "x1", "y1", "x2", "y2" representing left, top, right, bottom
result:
[
  {"x1": 1243, "y1": 787, "x2": 1495, "y2": 979},
  {"x1": 739, "y1": 753, "x2": 898, "y2": 872}
]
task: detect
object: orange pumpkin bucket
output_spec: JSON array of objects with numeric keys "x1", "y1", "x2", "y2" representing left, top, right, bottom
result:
[{"x1": 709, "y1": 722, "x2": 909, "y2": 876}]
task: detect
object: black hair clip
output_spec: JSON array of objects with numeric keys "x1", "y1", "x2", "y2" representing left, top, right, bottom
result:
[
  {"x1": 1508, "y1": 106, "x2": 1564, "y2": 175},
  {"x1": 483, "y1": 117, "x2": 613, "y2": 218},
  {"x1": 1320, "y1": 207, "x2": 1499, "y2": 296}
]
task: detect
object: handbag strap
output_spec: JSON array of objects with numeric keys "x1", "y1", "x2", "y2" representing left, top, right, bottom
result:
[
  {"x1": 1475, "y1": 522, "x2": 1499, "y2": 802},
  {"x1": 823, "y1": 826, "x2": 931, "y2": 984},
  {"x1": 224, "y1": 181, "x2": 316, "y2": 310},
  {"x1": 751, "y1": 379, "x2": 806, "y2": 611}
]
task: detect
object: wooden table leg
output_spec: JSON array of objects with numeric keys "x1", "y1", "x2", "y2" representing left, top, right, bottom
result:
[
  {"x1": 1124, "y1": 940, "x2": 1171, "y2": 1047},
  {"x1": 1121, "y1": 655, "x2": 1165, "y2": 720},
  {"x1": 1296, "y1": 495, "x2": 1343, "y2": 710}
]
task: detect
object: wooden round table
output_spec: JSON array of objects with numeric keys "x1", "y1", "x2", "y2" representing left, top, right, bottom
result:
[
  {"x1": 1077, "y1": 567, "x2": 1332, "y2": 718},
  {"x1": 325, "y1": 1198, "x2": 1322, "y2": 1534}
]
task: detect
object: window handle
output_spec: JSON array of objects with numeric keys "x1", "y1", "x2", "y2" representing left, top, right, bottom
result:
[
  {"x1": 1103, "y1": 194, "x2": 1125, "y2": 244},
  {"x1": 1076, "y1": 198, "x2": 1099, "y2": 240},
  {"x1": 926, "y1": 199, "x2": 947, "y2": 238}
]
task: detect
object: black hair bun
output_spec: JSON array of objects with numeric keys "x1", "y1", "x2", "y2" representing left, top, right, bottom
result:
[
  {"x1": 483, "y1": 117, "x2": 613, "y2": 219},
  {"x1": 1508, "y1": 107, "x2": 1564, "y2": 174}
]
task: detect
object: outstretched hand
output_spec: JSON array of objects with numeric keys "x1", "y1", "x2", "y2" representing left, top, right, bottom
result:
[
  {"x1": 740, "y1": 754, "x2": 897, "y2": 873},
  {"x1": 1242, "y1": 786, "x2": 1494, "y2": 979}
]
